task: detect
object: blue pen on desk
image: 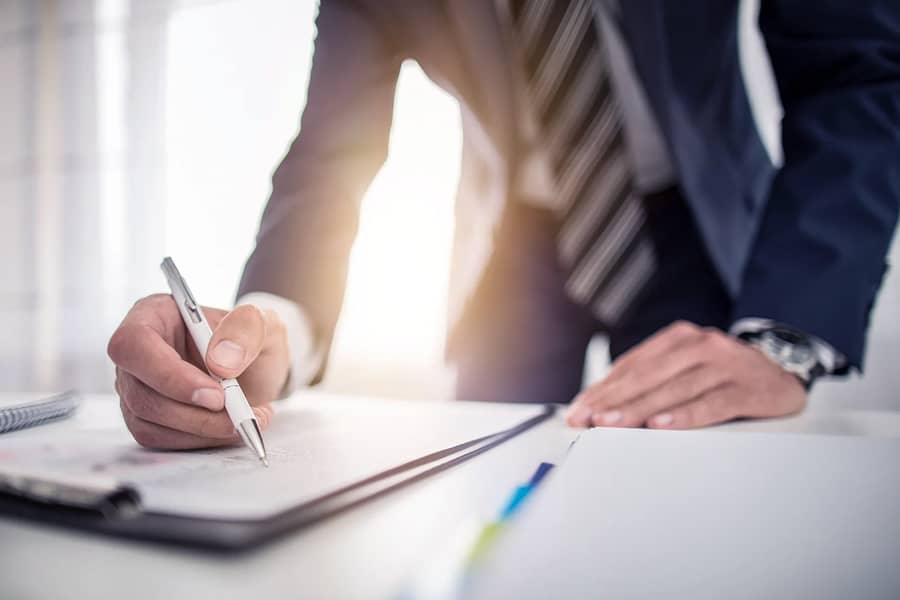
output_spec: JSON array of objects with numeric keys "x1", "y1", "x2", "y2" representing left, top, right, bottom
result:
[
  {"x1": 500, "y1": 461, "x2": 554, "y2": 519},
  {"x1": 465, "y1": 462, "x2": 555, "y2": 566},
  {"x1": 396, "y1": 462, "x2": 556, "y2": 600}
]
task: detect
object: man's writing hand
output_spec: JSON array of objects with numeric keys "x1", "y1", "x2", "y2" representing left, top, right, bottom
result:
[
  {"x1": 565, "y1": 321, "x2": 806, "y2": 429},
  {"x1": 108, "y1": 294, "x2": 290, "y2": 449}
]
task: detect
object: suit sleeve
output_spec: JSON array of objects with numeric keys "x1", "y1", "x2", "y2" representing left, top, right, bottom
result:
[
  {"x1": 237, "y1": 0, "x2": 402, "y2": 378},
  {"x1": 733, "y1": 0, "x2": 900, "y2": 369}
]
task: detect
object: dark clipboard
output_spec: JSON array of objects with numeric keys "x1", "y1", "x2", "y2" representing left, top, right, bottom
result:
[{"x1": 0, "y1": 405, "x2": 555, "y2": 552}]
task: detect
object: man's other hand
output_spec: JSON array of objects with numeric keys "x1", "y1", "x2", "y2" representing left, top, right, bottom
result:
[
  {"x1": 565, "y1": 321, "x2": 806, "y2": 429},
  {"x1": 108, "y1": 294, "x2": 291, "y2": 449}
]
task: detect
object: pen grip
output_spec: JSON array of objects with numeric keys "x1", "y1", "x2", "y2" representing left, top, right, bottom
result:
[
  {"x1": 173, "y1": 298, "x2": 256, "y2": 422},
  {"x1": 183, "y1": 307, "x2": 215, "y2": 365},
  {"x1": 224, "y1": 382, "x2": 254, "y2": 426}
]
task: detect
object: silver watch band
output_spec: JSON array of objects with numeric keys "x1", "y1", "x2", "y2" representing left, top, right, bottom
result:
[{"x1": 729, "y1": 318, "x2": 846, "y2": 375}]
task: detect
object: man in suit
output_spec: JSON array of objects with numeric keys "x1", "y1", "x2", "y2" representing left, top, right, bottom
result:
[{"x1": 108, "y1": 1, "x2": 899, "y2": 449}]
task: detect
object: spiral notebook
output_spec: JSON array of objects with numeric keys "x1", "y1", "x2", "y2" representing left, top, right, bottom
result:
[{"x1": 0, "y1": 391, "x2": 80, "y2": 434}]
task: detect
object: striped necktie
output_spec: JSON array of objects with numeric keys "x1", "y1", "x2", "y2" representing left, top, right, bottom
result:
[{"x1": 507, "y1": 0, "x2": 656, "y2": 326}]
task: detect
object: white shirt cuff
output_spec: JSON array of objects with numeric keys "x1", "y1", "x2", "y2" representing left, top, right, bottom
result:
[{"x1": 236, "y1": 292, "x2": 324, "y2": 394}]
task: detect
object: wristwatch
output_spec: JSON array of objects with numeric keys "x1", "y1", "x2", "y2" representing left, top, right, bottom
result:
[{"x1": 732, "y1": 319, "x2": 845, "y2": 389}]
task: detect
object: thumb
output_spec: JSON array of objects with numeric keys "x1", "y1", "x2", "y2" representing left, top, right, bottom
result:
[{"x1": 206, "y1": 304, "x2": 267, "y2": 379}]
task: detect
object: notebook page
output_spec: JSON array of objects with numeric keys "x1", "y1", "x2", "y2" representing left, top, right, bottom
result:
[{"x1": 0, "y1": 395, "x2": 547, "y2": 520}]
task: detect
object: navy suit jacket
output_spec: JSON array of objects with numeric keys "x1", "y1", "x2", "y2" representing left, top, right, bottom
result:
[{"x1": 238, "y1": 0, "x2": 900, "y2": 372}]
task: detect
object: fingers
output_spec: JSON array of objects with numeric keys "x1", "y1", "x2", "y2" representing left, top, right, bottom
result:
[
  {"x1": 122, "y1": 403, "x2": 273, "y2": 450},
  {"x1": 118, "y1": 375, "x2": 275, "y2": 450},
  {"x1": 206, "y1": 304, "x2": 267, "y2": 379},
  {"x1": 233, "y1": 308, "x2": 291, "y2": 406},
  {"x1": 108, "y1": 321, "x2": 224, "y2": 411},
  {"x1": 564, "y1": 320, "x2": 810, "y2": 431},
  {"x1": 646, "y1": 386, "x2": 742, "y2": 430},
  {"x1": 589, "y1": 366, "x2": 728, "y2": 428},
  {"x1": 601, "y1": 321, "x2": 703, "y2": 383},
  {"x1": 116, "y1": 368, "x2": 237, "y2": 440},
  {"x1": 110, "y1": 294, "x2": 285, "y2": 450},
  {"x1": 566, "y1": 323, "x2": 714, "y2": 427}
]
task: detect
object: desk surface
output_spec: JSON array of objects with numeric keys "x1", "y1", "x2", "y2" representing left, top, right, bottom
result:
[{"x1": 2, "y1": 393, "x2": 899, "y2": 600}]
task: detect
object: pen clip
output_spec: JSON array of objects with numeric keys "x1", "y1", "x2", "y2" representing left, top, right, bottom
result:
[{"x1": 161, "y1": 257, "x2": 203, "y2": 324}]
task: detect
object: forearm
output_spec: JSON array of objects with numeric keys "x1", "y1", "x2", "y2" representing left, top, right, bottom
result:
[
  {"x1": 238, "y1": 0, "x2": 402, "y2": 358},
  {"x1": 735, "y1": 0, "x2": 900, "y2": 367}
]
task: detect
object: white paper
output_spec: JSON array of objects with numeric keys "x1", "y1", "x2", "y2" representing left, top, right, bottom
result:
[
  {"x1": 0, "y1": 395, "x2": 546, "y2": 520},
  {"x1": 468, "y1": 428, "x2": 900, "y2": 600}
]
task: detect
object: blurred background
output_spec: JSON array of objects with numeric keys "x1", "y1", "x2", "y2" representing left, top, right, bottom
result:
[{"x1": 1, "y1": 0, "x2": 897, "y2": 410}]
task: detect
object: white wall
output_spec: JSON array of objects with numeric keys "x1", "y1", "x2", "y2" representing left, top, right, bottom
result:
[{"x1": 0, "y1": 0, "x2": 460, "y2": 399}]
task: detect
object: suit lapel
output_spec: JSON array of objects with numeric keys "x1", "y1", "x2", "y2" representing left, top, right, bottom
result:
[{"x1": 442, "y1": 0, "x2": 516, "y2": 163}]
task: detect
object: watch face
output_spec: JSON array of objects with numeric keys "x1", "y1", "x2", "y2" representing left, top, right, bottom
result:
[
  {"x1": 760, "y1": 330, "x2": 816, "y2": 369},
  {"x1": 770, "y1": 326, "x2": 806, "y2": 346},
  {"x1": 780, "y1": 342, "x2": 814, "y2": 365}
]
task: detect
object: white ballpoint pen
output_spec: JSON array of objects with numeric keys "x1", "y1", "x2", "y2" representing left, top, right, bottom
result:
[{"x1": 161, "y1": 257, "x2": 269, "y2": 467}]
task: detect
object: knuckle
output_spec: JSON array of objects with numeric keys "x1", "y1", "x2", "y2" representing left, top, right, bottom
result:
[
  {"x1": 107, "y1": 324, "x2": 138, "y2": 363},
  {"x1": 196, "y1": 411, "x2": 232, "y2": 439},
  {"x1": 120, "y1": 401, "x2": 157, "y2": 448},
  {"x1": 697, "y1": 330, "x2": 718, "y2": 348},
  {"x1": 128, "y1": 293, "x2": 173, "y2": 318},
  {"x1": 108, "y1": 323, "x2": 157, "y2": 364},
  {"x1": 131, "y1": 424, "x2": 159, "y2": 449},
  {"x1": 122, "y1": 386, "x2": 155, "y2": 421},
  {"x1": 703, "y1": 328, "x2": 730, "y2": 348},
  {"x1": 144, "y1": 293, "x2": 174, "y2": 310},
  {"x1": 157, "y1": 367, "x2": 184, "y2": 398},
  {"x1": 233, "y1": 303, "x2": 266, "y2": 329},
  {"x1": 669, "y1": 320, "x2": 699, "y2": 336},
  {"x1": 265, "y1": 309, "x2": 287, "y2": 340}
]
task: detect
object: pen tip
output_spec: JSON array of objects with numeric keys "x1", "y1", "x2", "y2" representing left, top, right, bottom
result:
[{"x1": 261, "y1": 457, "x2": 270, "y2": 468}]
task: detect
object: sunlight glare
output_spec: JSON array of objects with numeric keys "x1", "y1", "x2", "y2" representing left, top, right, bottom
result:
[{"x1": 325, "y1": 62, "x2": 462, "y2": 399}]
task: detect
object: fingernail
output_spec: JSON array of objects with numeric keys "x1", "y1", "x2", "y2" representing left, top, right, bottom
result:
[
  {"x1": 253, "y1": 407, "x2": 267, "y2": 427},
  {"x1": 600, "y1": 410, "x2": 623, "y2": 425},
  {"x1": 652, "y1": 413, "x2": 673, "y2": 427},
  {"x1": 210, "y1": 340, "x2": 245, "y2": 370},
  {"x1": 191, "y1": 388, "x2": 224, "y2": 410},
  {"x1": 565, "y1": 404, "x2": 591, "y2": 425}
]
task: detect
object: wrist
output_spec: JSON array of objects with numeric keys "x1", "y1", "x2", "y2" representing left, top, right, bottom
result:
[
  {"x1": 731, "y1": 319, "x2": 844, "y2": 390},
  {"x1": 236, "y1": 292, "x2": 325, "y2": 396}
]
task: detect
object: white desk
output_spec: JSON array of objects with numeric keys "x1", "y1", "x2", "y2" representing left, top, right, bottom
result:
[{"x1": 1, "y1": 393, "x2": 899, "y2": 600}]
